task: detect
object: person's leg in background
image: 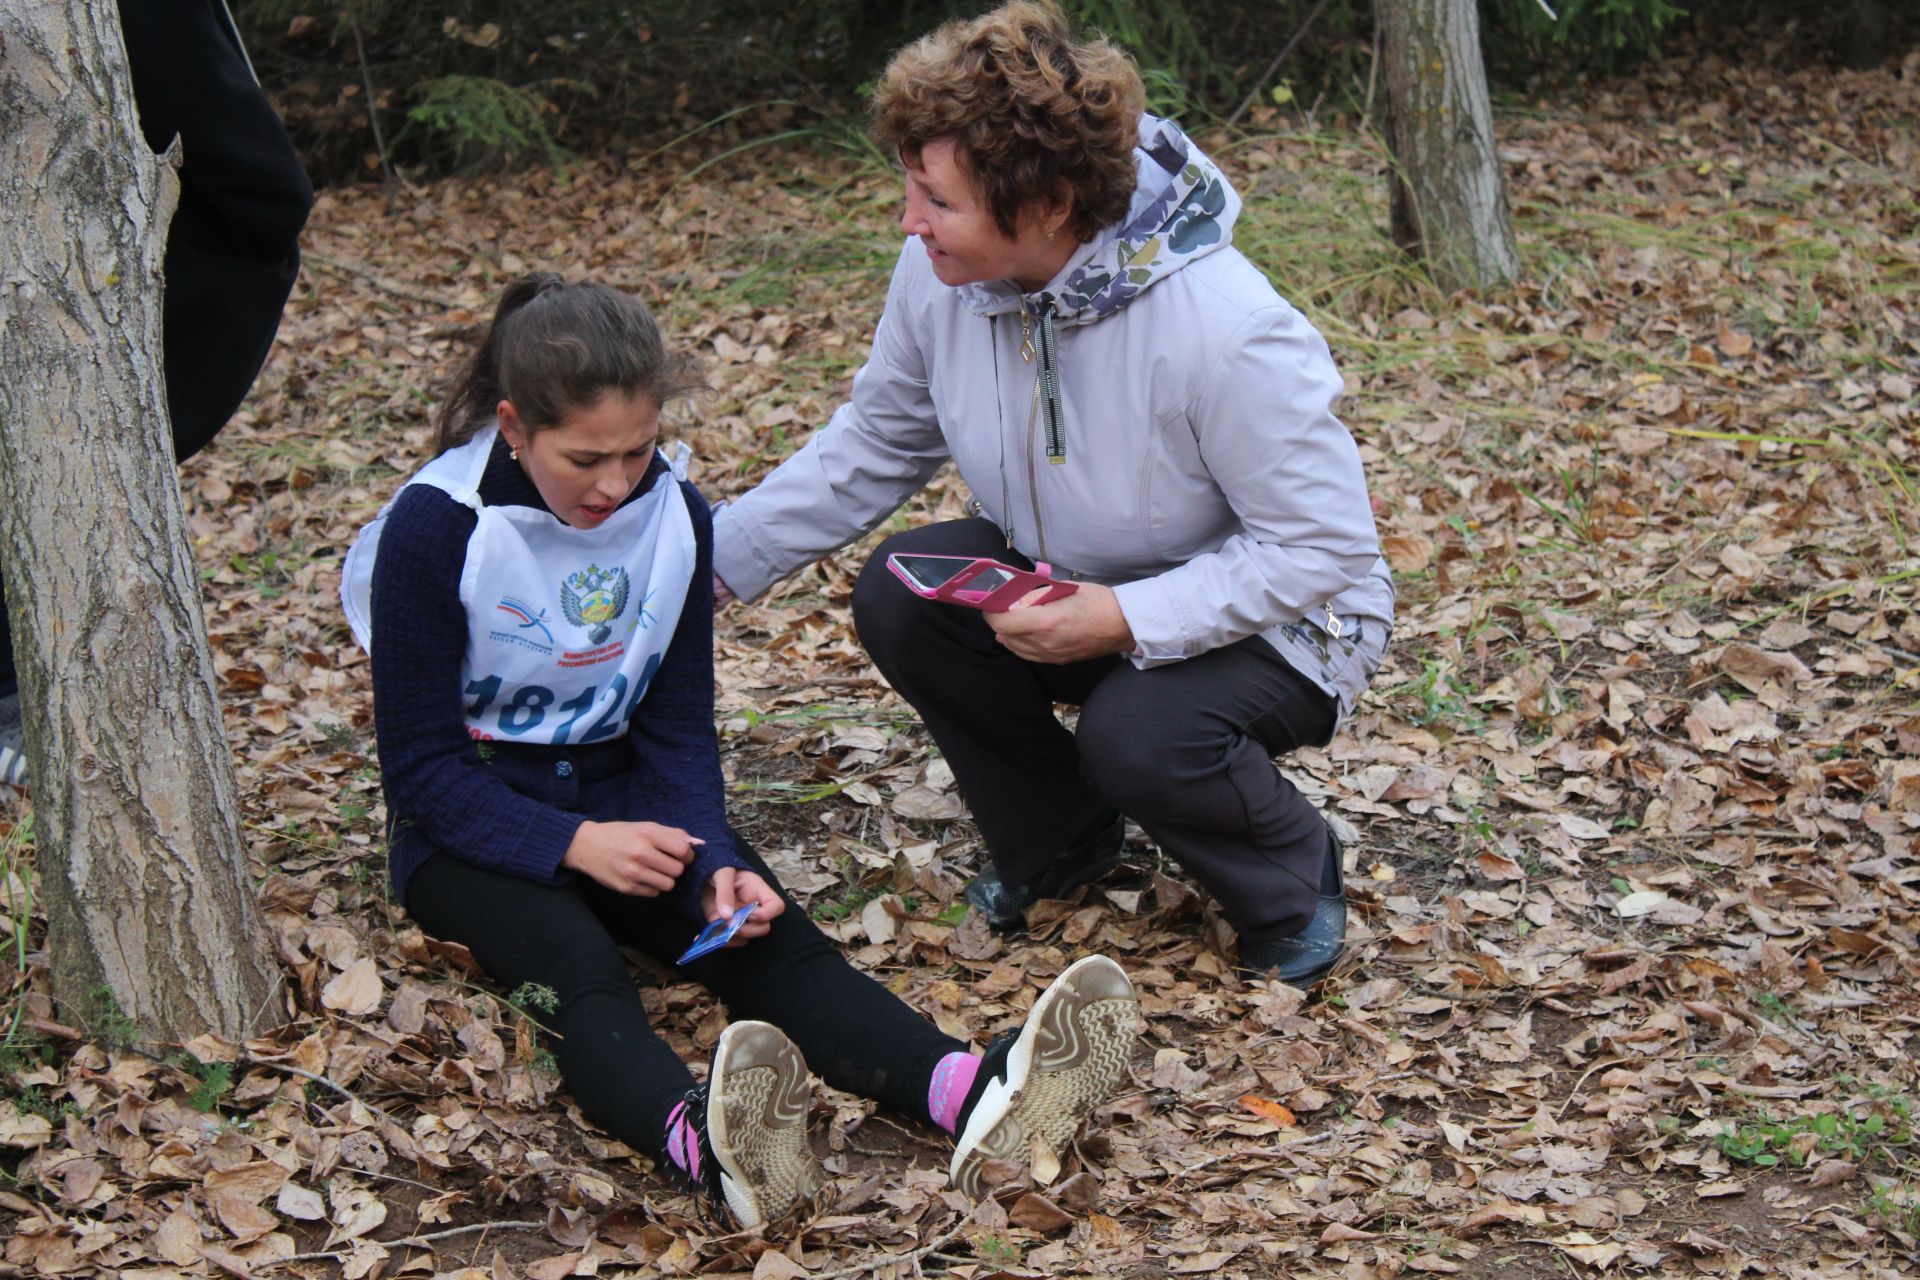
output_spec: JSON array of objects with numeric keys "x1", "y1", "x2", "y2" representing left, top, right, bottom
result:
[{"x1": 1073, "y1": 638, "x2": 1347, "y2": 984}]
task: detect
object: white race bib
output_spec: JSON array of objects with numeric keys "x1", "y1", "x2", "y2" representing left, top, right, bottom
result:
[{"x1": 342, "y1": 427, "x2": 697, "y2": 745}]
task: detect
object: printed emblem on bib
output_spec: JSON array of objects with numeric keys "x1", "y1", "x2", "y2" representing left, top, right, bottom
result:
[
  {"x1": 490, "y1": 596, "x2": 555, "y2": 654},
  {"x1": 561, "y1": 564, "x2": 629, "y2": 645}
]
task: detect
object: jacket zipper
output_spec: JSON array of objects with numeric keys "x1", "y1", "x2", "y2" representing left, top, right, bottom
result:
[{"x1": 1018, "y1": 306, "x2": 1050, "y2": 563}]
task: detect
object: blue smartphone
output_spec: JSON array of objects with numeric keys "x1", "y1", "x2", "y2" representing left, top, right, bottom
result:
[{"x1": 676, "y1": 902, "x2": 759, "y2": 965}]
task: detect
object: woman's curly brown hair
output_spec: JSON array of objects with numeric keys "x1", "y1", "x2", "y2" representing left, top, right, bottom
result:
[{"x1": 872, "y1": 1, "x2": 1146, "y2": 243}]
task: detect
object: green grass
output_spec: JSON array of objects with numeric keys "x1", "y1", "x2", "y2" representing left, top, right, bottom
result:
[
  {"x1": 1385, "y1": 657, "x2": 1487, "y2": 736},
  {"x1": 0, "y1": 813, "x2": 35, "y2": 1057},
  {"x1": 1717, "y1": 1081, "x2": 1916, "y2": 1172}
]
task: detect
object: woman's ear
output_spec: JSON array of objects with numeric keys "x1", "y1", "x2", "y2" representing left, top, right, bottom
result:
[
  {"x1": 1045, "y1": 188, "x2": 1075, "y2": 241},
  {"x1": 496, "y1": 399, "x2": 525, "y2": 451}
]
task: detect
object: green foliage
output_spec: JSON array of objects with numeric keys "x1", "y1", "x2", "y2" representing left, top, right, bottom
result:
[
  {"x1": 810, "y1": 871, "x2": 889, "y2": 924},
  {"x1": 87, "y1": 986, "x2": 143, "y2": 1054},
  {"x1": 1386, "y1": 659, "x2": 1486, "y2": 734},
  {"x1": 508, "y1": 982, "x2": 560, "y2": 1016},
  {"x1": 1072, "y1": 0, "x2": 1225, "y2": 118},
  {"x1": 240, "y1": 0, "x2": 1917, "y2": 182},
  {"x1": 1485, "y1": 0, "x2": 1689, "y2": 74},
  {"x1": 398, "y1": 76, "x2": 583, "y2": 171},
  {"x1": 11, "y1": 1084, "x2": 79, "y2": 1125},
  {"x1": 167, "y1": 1053, "x2": 236, "y2": 1114},
  {"x1": 1717, "y1": 1083, "x2": 1914, "y2": 1170},
  {"x1": 0, "y1": 814, "x2": 34, "y2": 1055},
  {"x1": 1866, "y1": 1182, "x2": 1920, "y2": 1238},
  {"x1": 1717, "y1": 1107, "x2": 1908, "y2": 1168}
]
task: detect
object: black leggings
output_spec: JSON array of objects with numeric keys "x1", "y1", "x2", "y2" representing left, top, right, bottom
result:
[{"x1": 405, "y1": 839, "x2": 964, "y2": 1166}]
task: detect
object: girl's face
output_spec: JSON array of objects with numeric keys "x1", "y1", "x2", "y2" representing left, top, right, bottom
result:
[
  {"x1": 496, "y1": 391, "x2": 661, "y2": 530},
  {"x1": 900, "y1": 137, "x2": 1073, "y2": 293}
]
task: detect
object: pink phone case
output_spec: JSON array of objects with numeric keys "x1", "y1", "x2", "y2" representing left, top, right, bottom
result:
[{"x1": 886, "y1": 553, "x2": 1079, "y2": 613}]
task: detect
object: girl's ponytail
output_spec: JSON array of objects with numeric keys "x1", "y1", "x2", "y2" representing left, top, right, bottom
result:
[
  {"x1": 432, "y1": 272, "x2": 702, "y2": 456},
  {"x1": 434, "y1": 272, "x2": 568, "y2": 454}
]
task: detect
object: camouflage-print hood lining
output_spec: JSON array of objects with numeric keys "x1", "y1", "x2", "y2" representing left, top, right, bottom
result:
[{"x1": 956, "y1": 114, "x2": 1243, "y2": 327}]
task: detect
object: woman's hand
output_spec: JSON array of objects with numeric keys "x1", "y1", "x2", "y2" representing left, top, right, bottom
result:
[
  {"x1": 699, "y1": 867, "x2": 786, "y2": 946},
  {"x1": 563, "y1": 821, "x2": 701, "y2": 896},
  {"x1": 713, "y1": 572, "x2": 737, "y2": 610},
  {"x1": 986, "y1": 582, "x2": 1135, "y2": 664}
]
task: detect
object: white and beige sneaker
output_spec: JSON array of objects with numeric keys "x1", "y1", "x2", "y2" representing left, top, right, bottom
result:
[
  {"x1": 949, "y1": 955, "x2": 1139, "y2": 1199},
  {"x1": 690, "y1": 1021, "x2": 821, "y2": 1230}
]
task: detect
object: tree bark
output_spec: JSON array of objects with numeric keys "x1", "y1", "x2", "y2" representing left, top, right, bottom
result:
[
  {"x1": 1379, "y1": 0, "x2": 1520, "y2": 291},
  {"x1": 0, "y1": 0, "x2": 284, "y2": 1042}
]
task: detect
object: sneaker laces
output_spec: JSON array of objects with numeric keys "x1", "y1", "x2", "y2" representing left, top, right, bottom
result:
[{"x1": 668, "y1": 1084, "x2": 729, "y2": 1226}]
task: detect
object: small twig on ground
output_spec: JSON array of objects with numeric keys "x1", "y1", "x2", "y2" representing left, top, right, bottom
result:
[
  {"x1": 1358, "y1": 21, "x2": 1383, "y2": 135},
  {"x1": 805, "y1": 1210, "x2": 980, "y2": 1280},
  {"x1": 1226, "y1": 0, "x2": 1335, "y2": 129},
  {"x1": 302, "y1": 250, "x2": 460, "y2": 310},
  {"x1": 345, "y1": 4, "x2": 400, "y2": 213},
  {"x1": 255, "y1": 1058, "x2": 410, "y2": 1136},
  {"x1": 1555, "y1": 1055, "x2": 1635, "y2": 1121},
  {"x1": 270, "y1": 1219, "x2": 547, "y2": 1267}
]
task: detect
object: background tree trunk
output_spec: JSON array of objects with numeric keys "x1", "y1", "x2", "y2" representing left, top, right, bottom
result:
[
  {"x1": 1379, "y1": 0, "x2": 1520, "y2": 290},
  {"x1": 0, "y1": 0, "x2": 284, "y2": 1043}
]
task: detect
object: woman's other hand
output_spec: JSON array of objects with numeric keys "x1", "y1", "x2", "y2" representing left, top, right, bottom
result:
[
  {"x1": 713, "y1": 572, "x2": 736, "y2": 610},
  {"x1": 987, "y1": 582, "x2": 1135, "y2": 664},
  {"x1": 700, "y1": 867, "x2": 786, "y2": 945},
  {"x1": 563, "y1": 820, "x2": 701, "y2": 895}
]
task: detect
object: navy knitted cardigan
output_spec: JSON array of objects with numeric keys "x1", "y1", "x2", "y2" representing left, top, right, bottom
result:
[{"x1": 367, "y1": 434, "x2": 749, "y2": 915}]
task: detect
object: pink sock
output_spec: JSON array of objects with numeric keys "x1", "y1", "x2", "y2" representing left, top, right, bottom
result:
[
  {"x1": 664, "y1": 1100, "x2": 701, "y2": 1181},
  {"x1": 928, "y1": 1051, "x2": 982, "y2": 1135}
]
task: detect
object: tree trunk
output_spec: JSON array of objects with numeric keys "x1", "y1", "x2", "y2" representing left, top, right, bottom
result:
[
  {"x1": 1379, "y1": 0, "x2": 1520, "y2": 291},
  {"x1": 0, "y1": 0, "x2": 284, "y2": 1043}
]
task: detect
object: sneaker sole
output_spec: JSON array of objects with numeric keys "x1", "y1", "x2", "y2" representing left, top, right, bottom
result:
[
  {"x1": 949, "y1": 955, "x2": 1139, "y2": 1198},
  {"x1": 706, "y1": 1021, "x2": 820, "y2": 1230}
]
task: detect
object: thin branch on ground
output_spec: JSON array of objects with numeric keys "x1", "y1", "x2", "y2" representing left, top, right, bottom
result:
[
  {"x1": 302, "y1": 250, "x2": 460, "y2": 310},
  {"x1": 270, "y1": 1219, "x2": 547, "y2": 1267}
]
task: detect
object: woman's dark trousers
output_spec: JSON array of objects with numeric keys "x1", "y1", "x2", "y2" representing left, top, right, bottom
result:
[{"x1": 851, "y1": 519, "x2": 1337, "y2": 936}]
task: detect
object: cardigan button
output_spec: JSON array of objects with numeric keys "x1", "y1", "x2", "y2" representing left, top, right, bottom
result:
[{"x1": 554, "y1": 760, "x2": 574, "y2": 778}]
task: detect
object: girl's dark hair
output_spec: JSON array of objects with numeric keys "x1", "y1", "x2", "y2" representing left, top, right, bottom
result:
[{"x1": 434, "y1": 273, "x2": 704, "y2": 454}]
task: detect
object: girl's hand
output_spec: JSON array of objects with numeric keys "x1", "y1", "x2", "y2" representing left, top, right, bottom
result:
[
  {"x1": 563, "y1": 820, "x2": 701, "y2": 896},
  {"x1": 713, "y1": 572, "x2": 737, "y2": 610},
  {"x1": 986, "y1": 582, "x2": 1135, "y2": 664},
  {"x1": 700, "y1": 867, "x2": 786, "y2": 946}
]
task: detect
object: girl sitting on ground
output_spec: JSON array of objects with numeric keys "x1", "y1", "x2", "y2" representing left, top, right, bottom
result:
[{"x1": 340, "y1": 272, "x2": 1139, "y2": 1229}]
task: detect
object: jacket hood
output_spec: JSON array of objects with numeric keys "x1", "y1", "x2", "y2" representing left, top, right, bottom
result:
[{"x1": 957, "y1": 114, "x2": 1242, "y2": 326}]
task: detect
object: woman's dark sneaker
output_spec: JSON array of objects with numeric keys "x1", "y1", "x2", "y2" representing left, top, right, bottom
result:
[
  {"x1": 962, "y1": 815, "x2": 1125, "y2": 933},
  {"x1": 949, "y1": 955, "x2": 1139, "y2": 1198},
  {"x1": 1236, "y1": 824, "x2": 1347, "y2": 988},
  {"x1": 680, "y1": 1021, "x2": 821, "y2": 1230}
]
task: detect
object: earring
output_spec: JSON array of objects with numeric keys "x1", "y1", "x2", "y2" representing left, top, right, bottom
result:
[
  {"x1": 510, "y1": 447, "x2": 520, "y2": 461},
  {"x1": 1046, "y1": 228, "x2": 1057, "y2": 241}
]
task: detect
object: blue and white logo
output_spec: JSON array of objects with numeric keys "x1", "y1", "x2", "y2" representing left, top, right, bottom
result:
[{"x1": 496, "y1": 596, "x2": 555, "y2": 645}]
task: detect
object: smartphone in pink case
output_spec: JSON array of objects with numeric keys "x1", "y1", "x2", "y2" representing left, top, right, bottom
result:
[{"x1": 886, "y1": 553, "x2": 1079, "y2": 613}]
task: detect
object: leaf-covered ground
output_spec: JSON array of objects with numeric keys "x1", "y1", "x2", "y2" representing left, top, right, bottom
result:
[{"x1": 4, "y1": 42, "x2": 1919, "y2": 1280}]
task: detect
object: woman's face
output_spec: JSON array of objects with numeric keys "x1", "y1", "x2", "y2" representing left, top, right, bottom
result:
[
  {"x1": 901, "y1": 137, "x2": 1071, "y2": 293},
  {"x1": 497, "y1": 391, "x2": 661, "y2": 530}
]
